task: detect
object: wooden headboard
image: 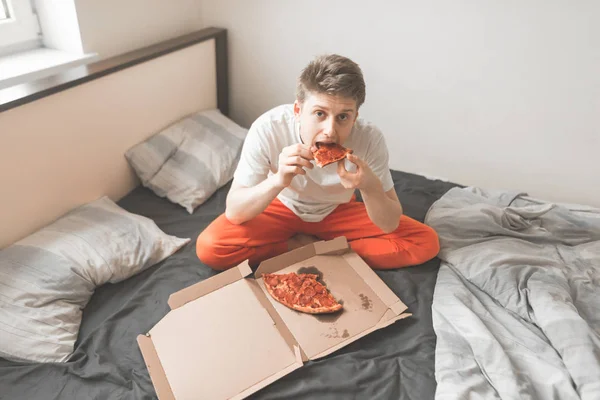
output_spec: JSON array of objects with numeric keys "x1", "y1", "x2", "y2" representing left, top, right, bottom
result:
[{"x1": 0, "y1": 28, "x2": 228, "y2": 249}]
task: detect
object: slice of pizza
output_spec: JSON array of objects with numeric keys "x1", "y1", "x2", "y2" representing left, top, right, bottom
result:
[
  {"x1": 312, "y1": 142, "x2": 353, "y2": 168},
  {"x1": 262, "y1": 272, "x2": 343, "y2": 314}
]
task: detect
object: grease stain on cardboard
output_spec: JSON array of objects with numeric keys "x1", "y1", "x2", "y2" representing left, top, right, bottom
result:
[
  {"x1": 297, "y1": 266, "x2": 323, "y2": 282},
  {"x1": 359, "y1": 293, "x2": 373, "y2": 311},
  {"x1": 323, "y1": 327, "x2": 350, "y2": 339},
  {"x1": 315, "y1": 309, "x2": 344, "y2": 323}
]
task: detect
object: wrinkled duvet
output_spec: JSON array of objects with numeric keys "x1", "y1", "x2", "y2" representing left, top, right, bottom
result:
[{"x1": 425, "y1": 187, "x2": 600, "y2": 400}]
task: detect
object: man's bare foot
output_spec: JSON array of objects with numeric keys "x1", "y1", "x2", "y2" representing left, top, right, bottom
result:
[{"x1": 287, "y1": 234, "x2": 320, "y2": 251}]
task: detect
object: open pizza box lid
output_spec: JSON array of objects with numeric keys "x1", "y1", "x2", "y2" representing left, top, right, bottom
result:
[{"x1": 137, "y1": 236, "x2": 411, "y2": 400}]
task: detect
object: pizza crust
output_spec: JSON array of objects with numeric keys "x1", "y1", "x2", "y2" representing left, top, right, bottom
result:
[{"x1": 291, "y1": 302, "x2": 343, "y2": 314}]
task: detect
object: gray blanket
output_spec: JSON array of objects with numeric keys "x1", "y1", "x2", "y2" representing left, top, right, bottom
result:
[{"x1": 425, "y1": 187, "x2": 600, "y2": 400}]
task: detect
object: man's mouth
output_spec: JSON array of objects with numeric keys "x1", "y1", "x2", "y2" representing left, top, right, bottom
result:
[{"x1": 314, "y1": 139, "x2": 337, "y2": 146}]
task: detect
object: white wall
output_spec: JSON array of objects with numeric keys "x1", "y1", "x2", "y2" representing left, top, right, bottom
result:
[
  {"x1": 35, "y1": 0, "x2": 84, "y2": 54},
  {"x1": 75, "y1": 0, "x2": 203, "y2": 58},
  {"x1": 200, "y1": 0, "x2": 600, "y2": 208}
]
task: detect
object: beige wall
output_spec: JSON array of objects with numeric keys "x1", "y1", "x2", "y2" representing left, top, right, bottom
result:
[
  {"x1": 0, "y1": 1, "x2": 208, "y2": 248},
  {"x1": 0, "y1": 41, "x2": 217, "y2": 249},
  {"x1": 200, "y1": 0, "x2": 600, "y2": 208},
  {"x1": 75, "y1": 0, "x2": 203, "y2": 58}
]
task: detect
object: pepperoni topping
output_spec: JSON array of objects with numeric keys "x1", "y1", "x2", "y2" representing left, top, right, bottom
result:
[
  {"x1": 285, "y1": 292, "x2": 296, "y2": 304},
  {"x1": 262, "y1": 272, "x2": 341, "y2": 313},
  {"x1": 299, "y1": 295, "x2": 312, "y2": 306},
  {"x1": 318, "y1": 296, "x2": 334, "y2": 307},
  {"x1": 265, "y1": 276, "x2": 279, "y2": 287}
]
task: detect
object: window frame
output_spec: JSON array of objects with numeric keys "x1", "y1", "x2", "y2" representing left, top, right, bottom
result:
[
  {"x1": 0, "y1": 0, "x2": 40, "y2": 52},
  {"x1": 0, "y1": 0, "x2": 11, "y2": 20}
]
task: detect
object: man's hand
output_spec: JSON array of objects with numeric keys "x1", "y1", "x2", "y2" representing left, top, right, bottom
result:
[
  {"x1": 338, "y1": 153, "x2": 403, "y2": 233},
  {"x1": 273, "y1": 143, "x2": 315, "y2": 188},
  {"x1": 337, "y1": 153, "x2": 381, "y2": 192},
  {"x1": 225, "y1": 143, "x2": 316, "y2": 225}
]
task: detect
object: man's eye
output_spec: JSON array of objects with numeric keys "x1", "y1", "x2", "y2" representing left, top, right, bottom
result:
[
  {"x1": 315, "y1": 111, "x2": 324, "y2": 117},
  {"x1": 338, "y1": 114, "x2": 348, "y2": 121}
]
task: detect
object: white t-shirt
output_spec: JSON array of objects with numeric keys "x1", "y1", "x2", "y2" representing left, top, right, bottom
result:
[{"x1": 233, "y1": 104, "x2": 394, "y2": 222}]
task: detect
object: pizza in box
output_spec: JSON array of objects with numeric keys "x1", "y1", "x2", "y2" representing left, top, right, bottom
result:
[{"x1": 263, "y1": 272, "x2": 343, "y2": 314}]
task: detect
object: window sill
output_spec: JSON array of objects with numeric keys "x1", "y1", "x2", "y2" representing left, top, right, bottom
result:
[
  {"x1": 0, "y1": 48, "x2": 98, "y2": 90},
  {"x1": 0, "y1": 27, "x2": 226, "y2": 114}
]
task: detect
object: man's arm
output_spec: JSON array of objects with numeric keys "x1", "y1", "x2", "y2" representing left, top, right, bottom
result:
[
  {"x1": 225, "y1": 143, "x2": 314, "y2": 225},
  {"x1": 225, "y1": 177, "x2": 284, "y2": 224},
  {"x1": 337, "y1": 153, "x2": 403, "y2": 233},
  {"x1": 361, "y1": 185, "x2": 403, "y2": 233}
]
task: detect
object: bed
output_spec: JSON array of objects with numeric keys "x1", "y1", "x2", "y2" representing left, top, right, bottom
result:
[
  {"x1": 0, "y1": 27, "x2": 461, "y2": 399},
  {"x1": 2, "y1": 27, "x2": 598, "y2": 400},
  {"x1": 0, "y1": 170, "x2": 459, "y2": 400}
]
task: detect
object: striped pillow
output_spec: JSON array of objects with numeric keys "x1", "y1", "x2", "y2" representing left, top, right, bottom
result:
[
  {"x1": 0, "y1": 197, "x2": 190, "y2": 363},
  {"x1": 125, "y1": 109, "x2": 247, "y2": 213}
]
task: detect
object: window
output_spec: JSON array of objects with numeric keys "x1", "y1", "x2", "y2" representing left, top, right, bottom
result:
[
  {"x1": 0, "y1": 1, "x2": 10, "y2": 20},
  {"x1": 0, "y1": 0, "x2": 96, "y2": 90},
  {"x1": 0, "y1": 0, "x2": 40, "y2": 56}
]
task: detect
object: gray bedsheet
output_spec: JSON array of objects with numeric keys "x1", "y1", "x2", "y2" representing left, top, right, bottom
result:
[
  {"x1": 0, "y1": 170, "x2": 458, "y2": 400},
  {"x1": 425, "y1": 187, "x2": 600, "y2": 400}
]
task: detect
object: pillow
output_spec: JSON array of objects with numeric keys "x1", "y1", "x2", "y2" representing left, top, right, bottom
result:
[
  {"x1": 0, "y1": 196, "x2": 190, "y2": 363},
  {"x1": 125, "y1": 109, "x2": 248, "y2": 213}
]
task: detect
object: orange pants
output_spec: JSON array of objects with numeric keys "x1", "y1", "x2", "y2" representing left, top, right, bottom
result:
[{"x1": 196, "y1": 197, "x2": 440, "y2": 271}]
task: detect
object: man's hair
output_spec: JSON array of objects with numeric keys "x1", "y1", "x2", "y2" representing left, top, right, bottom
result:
[{"x1": 296, "y1": 54, "x2": 366, "y2": 109}]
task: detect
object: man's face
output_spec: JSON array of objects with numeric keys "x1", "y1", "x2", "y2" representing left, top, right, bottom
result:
[{"x1": 294, "y1": 92, "x2": 358, "y2": 147}]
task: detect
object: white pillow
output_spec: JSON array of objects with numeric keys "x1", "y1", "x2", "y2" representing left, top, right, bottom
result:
[
  {"x1": 125, "y1": 109, "x2": 247, "y2": 213},
  {"x1": 0, "y1": 196, "x2": 190, "y2": 363}
]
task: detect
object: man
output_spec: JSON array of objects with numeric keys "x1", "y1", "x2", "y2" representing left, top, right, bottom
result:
[{"x1": 197, "y1": 54, "x2": 439, "y2": 270}]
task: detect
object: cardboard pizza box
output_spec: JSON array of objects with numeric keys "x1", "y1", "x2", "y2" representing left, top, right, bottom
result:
[{"x1": 137, "y1": 236, "x2": 412, "y2": 400}]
